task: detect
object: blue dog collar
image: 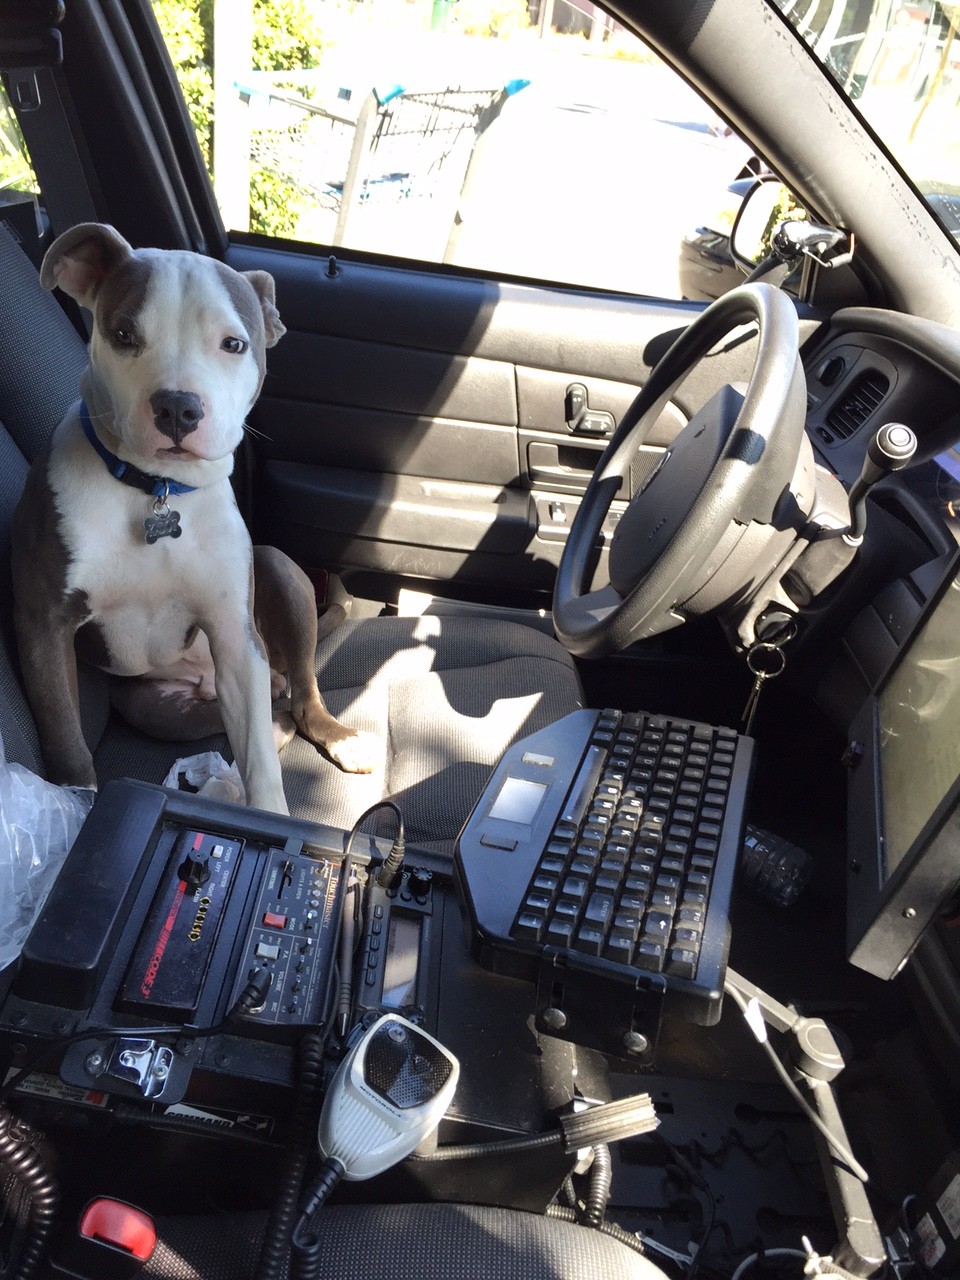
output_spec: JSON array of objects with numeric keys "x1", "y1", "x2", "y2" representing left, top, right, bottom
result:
[{"x1": 79, "y1": 400, "x2": 198, "y2": 498}]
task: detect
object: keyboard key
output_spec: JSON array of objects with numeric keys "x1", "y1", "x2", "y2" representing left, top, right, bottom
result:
[
  {"x1": 654, "y1": 874, "x2": 681, "y2": 893},
  {"x1": 545, "y1": 919, "x2": 575, "y2": 947},
  {"x1": 612, "y1": 912, "x2": 641, "y2": 939},
  {"x1": 642, "y1": 910, "x2": 673, "y2": 941},
  {"x1": 604, "y1": 934, "x2": 635, "y2": 963},
  {"x1": 624, "y1": 874, "x2": 651, "y2": 896},
  {"x1": 540, "y1": 856, "x2": 566, "y2": 874},
  {"x1": 570, "y1": 856, "x2": 598, "y2": 877},
  {"x1": 533, "y1": 874, "x2": 559, "y2": 893},
  {"x1": 651, "y1": 889, "x2": 677, "y2": 911},
  {"x1": 574, "y1": 927, "x2": 605, "y2": 956},
  {"x1": 600, "y1": 854, "x2": 628, "y2": 874},
  {"x1": 562, "y1": 876, "x2": 590, "y2": 901},
  {"x1": 666, "y1": 948, "x2": 698, "y2": 980},
  {"x1": 525, "y1": 892, "x2": 552, "y2": 912},
  {"x1": 677, "y1": 906, "x2": 705, "y2": 927},
  {"x1": 595, "y1": 872, "x2": 621, "y2": 892},
  {"x1": 635, "y1": 941, "x2": 665, "y2": 972},
  {"x1": 553, "y1": 898, "x2": 581, "y2": 920},
  {"x1": 584, "y1": 892, "x2": 615, "y2": 927},
  {"x1": 514, "y1": 912, "x2": 544, "y2": 941},
  {"x1": 682, "y1": 889, "x2": 708, "y2": 908},
  {"x1": 673, "y1": 927, "x2": 702, "y2": 947}
]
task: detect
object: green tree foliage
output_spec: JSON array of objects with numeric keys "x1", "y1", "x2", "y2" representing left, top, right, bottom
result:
[
  {"x1": 151, "y1": 0, "x2": 326, "y2": 234},
  {"x1": 152, "y1": 0, "x2": 213, "y2": 165},
  {"x1": 0, "y1": 91, "x2": 37, "y2": 193}
]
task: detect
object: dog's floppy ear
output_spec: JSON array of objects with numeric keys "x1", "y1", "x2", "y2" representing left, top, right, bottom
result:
[
  {"x1": 242, "y1": 270, "x2": 286, "y2": 348},
  {"x1": 40, "y1": 223, "x2": 133, "y2": 309}
]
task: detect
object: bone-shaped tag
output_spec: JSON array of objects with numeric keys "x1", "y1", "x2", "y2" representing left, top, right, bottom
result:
[{"x1": 144, "y1": 505, "x2": 182, "y2": 544}]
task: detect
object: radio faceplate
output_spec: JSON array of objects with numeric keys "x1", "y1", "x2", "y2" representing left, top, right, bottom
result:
[{"x1": 354, "y1": 870, "x2": 444, "y2": 1029}]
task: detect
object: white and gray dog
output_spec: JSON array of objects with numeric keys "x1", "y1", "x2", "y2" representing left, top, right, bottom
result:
[{"x1": 12, "y1": 222, "x2": 379, "y2": 814}]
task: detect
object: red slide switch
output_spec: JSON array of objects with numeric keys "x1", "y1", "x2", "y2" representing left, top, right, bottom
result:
[{"x1": 263, "y1": 911, "x2": 287, "y2": 929}]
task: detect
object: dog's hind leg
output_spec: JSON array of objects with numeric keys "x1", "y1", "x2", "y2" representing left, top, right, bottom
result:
[
  {"x1": 108, "y1": 677, "x2": 227, "y2": 741},
  {"x1": 252, "y1": 546, "x2": 382, "y2": 774}
]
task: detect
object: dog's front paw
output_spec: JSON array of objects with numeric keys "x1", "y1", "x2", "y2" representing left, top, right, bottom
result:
[{"x1": 325, "y1": 729, "x2": 383, "y2": 774}]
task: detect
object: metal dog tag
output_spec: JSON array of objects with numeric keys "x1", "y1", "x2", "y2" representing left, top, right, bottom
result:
[{"x1": 144, "y1": 493, "x2": 182, "y2": 544}]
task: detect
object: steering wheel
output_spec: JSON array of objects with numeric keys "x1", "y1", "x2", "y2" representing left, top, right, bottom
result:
[{"x1": 552, "y1": 283, "x2": 808, "y2": 658}]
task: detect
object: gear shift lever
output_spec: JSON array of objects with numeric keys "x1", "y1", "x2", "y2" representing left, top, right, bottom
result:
[{"x1": 845, "y1": 422, "x2": 917, "y2": 543}]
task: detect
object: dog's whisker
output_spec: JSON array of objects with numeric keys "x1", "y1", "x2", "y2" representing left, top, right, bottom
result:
[{"x1": 243, "y1": 422, "x2": 272, "y2": 442}]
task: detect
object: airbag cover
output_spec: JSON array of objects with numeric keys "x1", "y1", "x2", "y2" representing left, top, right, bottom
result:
[{"x1": 609, "y1": 383, "x2": 744, "y2": 597}]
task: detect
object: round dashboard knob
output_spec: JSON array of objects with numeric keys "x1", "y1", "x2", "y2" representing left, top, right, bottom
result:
[
  {"x1": 177, "y1": 849, "x2": 211, "y2": 889},
  {"x1": 406, "y1": 867, "x2": 433, "y2": 899}
]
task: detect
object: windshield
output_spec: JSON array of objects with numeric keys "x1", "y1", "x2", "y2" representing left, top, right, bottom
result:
[{"x1": 770, "y1": 1, "x2": 960, "y2": 245}]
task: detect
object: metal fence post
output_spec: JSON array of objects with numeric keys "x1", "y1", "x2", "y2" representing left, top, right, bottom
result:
[{"x1": 332, "y1": 90, "x2": 381, "y2": 247}]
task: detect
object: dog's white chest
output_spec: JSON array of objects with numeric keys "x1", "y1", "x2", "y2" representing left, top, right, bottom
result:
[{"x1": 50, "y1": 424, "x2": 251, "y2": 677}]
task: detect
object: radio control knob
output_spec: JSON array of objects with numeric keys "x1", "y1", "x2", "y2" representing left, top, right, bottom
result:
[
  {"x1": 177, "y1": 849, "x2": 211, "y2": 890},
  {"x1": 407, "y1": 867, "x2": 433, "y2": 899}
]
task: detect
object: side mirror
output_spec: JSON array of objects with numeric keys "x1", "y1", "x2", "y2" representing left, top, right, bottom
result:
[{"x1": 730, "y1": 177, "x2": 805, "y2": 268}]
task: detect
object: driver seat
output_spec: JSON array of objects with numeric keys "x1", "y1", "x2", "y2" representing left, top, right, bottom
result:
[{"x1": 0, "y1": 222, "x2": 584, "y2": 851}]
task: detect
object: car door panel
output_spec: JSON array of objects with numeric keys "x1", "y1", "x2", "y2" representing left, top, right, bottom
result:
[{"x1": 226, "y1": 242, "x2": 765, "y2": 600}]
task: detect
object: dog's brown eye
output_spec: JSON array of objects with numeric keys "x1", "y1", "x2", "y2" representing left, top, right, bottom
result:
[
  {"x1": 114, "y1": 327, "x2": 137, "y2": 348},
  {"x1": 221, "y1": 336, "x2": 248, "y2": 355}
]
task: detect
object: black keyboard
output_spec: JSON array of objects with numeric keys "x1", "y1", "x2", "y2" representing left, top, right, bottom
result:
[{"x1": 455, "y1": 709, "x2": 754, "y2": 1049}]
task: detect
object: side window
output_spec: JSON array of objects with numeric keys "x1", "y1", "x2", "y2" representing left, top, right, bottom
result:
[
  {"x1": 152, "y1": 0, "x2": 759, "y2": 301},
  {"x1": 0, "y1": 78, "x2": 42, "y2": 260}
]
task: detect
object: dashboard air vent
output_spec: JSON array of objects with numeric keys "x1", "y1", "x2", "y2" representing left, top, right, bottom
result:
[{"x1": 826, "y1": 369, "x2": 890, "y2": 440}]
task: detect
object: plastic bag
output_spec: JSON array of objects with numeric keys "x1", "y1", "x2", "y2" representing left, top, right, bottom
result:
[
  {"x1": 164, "y1": 751, "x2": 246, "y2": 806},
  {"x1": 0, "y1": 746, "x2": 95, "y2": 971}
]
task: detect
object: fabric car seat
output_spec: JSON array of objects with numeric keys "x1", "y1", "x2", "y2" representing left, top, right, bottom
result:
[
  {"x1": 0, "y1": 222, "x2": 583, "y2": 852},
  {"x1": 144, "y1": 1203, "x2": 669, "y2": 1279}
]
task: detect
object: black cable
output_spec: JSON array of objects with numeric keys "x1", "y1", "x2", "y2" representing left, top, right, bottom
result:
[
  {"x1": 583, "y1": 1141, "x2": 613, "y2": 1228},
  {"x1": 337, "y1": 800, "x2": 405, "y2": 1036},
  {"x1": 0, "y1": 1105, "x2": 60, "y2": 1280},
  {"x1": 545, "y1": 1204, "x2": 652, "y2": 1260},
  {"x1": 255, "y1": 1032, "x2": 325, "y2": 1280},
  {"x1": 409, "y1": 1130, "x2": 561, "y2": 1162},
  {"x1": 290, "y1": 1157, "x2": 344, "y2": 1280}
]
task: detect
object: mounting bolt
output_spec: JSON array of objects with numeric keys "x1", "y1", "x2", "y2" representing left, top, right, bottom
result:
[
  {"x1": 85, "y1": 1051, "x2": 105, "y2": 1075},
  {"x1": 541, "y1": 1007, "x2": 567, "y2": 1032},
  {"x1": 622, "y1": 1032, "x2": 650, "y2": 1057}
]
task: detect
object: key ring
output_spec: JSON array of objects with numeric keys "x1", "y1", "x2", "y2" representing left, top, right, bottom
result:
[{"x1": 746, "y1": 641, "x2": 788, "y2": 680}]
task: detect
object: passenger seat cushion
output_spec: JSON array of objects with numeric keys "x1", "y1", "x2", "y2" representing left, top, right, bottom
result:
[
  {"x1": 90, "y1": 615, "x2": 582, "y2": 850},
  {"x1": 280, "y1": 614, "x2": 583, "y2": 848}
]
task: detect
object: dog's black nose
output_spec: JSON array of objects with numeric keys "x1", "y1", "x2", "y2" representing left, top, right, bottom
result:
[{"x1": 151, "y1": 390, "x2": 204, "y2": 443}]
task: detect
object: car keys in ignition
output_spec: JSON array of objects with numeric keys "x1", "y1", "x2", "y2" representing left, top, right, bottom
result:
[{"x1": 741, "y1": 620, "x2": 796, "y2": 736}]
